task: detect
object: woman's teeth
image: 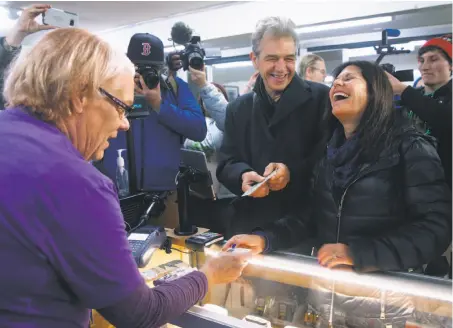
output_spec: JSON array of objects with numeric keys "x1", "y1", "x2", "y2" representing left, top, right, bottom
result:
[{"x1": 333, "y1": 92, "x2": 349, "y2": 101}]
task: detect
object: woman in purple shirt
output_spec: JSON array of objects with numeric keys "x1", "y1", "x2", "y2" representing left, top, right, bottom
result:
[{"x1": 0, "y1": 7, "x2": 248, "y2": 328}]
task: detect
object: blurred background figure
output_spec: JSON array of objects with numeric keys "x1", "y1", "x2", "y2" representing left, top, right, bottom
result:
[{"x1": 298, "y1": 53, "x2": 327, "y2": 83}]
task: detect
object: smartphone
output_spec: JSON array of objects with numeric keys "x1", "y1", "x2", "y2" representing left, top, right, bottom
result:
[
  {"x1": 242, "y1": 170, "x2": 277, "y2": 197},
  {"x1": 42, "y1": 8, "x2": 79, "y2": 28}
]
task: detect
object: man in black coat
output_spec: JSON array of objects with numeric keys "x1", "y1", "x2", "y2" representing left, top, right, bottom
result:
[{"x1": 216, "y1": 17, "x2": 330, "y2": 236}]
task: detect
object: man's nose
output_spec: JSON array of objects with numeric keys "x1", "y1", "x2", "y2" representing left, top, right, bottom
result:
[
  {"x1": 275, "y1": 58, "x2": 286, "y2": 71},
  {"x1": 119, "y1": 116, "x2": 130, "y2": 131},
  {"x1": 420, "y1": 61, "x2": 430, "y2": 71}
]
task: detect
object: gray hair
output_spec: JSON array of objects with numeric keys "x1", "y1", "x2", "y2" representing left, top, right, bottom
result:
[
  {"x1": 4, "y1": 28, "x2": 134, "y2": 123},
  {"x1": 298, "y1": 54, "x2": 325, "y2": 78},
  {"x1": 251, "y1": 16, "x2": 298, "y2": 56}
]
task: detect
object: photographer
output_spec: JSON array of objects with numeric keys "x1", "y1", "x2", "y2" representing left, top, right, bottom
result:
[
  {"x1": 0, "y1": 4, "x2": 56, "y2": 110},
  {"x1": 387, "y1": 36, "x2": 452, "y2": 279},
  {"x1": 386, "y1": 35, "x2": 452, "y2": 190},
  {"x1": 188, "y1": 66, "x2": 228, "y2": 131},
  {"x1": 103, "y1": 33, "x2": 206, "y2": 200},
  {"x1": 184, "y1": 67, "x2": 235, "y2": 233}
]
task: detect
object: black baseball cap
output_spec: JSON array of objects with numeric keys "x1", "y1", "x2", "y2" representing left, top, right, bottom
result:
[{"x1": 127, "y1": 33, "x2": 164, "y2": 65}]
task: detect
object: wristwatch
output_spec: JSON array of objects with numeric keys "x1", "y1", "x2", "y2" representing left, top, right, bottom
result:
[{"x1": 2, "y1": 37, "x2": 21, "y2": 52}]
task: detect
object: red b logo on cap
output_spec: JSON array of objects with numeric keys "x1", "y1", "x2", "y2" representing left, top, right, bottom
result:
[{"x1": 141, "y1": 42, "x2": 151, "y2": 56}]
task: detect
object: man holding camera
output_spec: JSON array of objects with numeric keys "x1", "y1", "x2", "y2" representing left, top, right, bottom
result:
[
  {"x1": 130, "y1": 33, "x2": 206, "y2": 189},
  {"x1": 386, "y1": 35, "x2": 452, "y2": 190},
  {"x1": 103, "y1": 34, "x2": 206, "y2": 227},
  {"x1": 387, "y1": 35, "x2": 452, "y2": 279}
]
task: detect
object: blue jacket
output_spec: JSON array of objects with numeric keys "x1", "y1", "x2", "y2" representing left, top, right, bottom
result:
[{"x1": 103, "y1": 77, "x2": 207, "y2": 191}]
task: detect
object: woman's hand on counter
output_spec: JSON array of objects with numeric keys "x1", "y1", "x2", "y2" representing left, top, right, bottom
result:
[
  {"x1": 317, "y1": 243, "x2": 354, "y2": 269},
  {"x1": 200, "y1": 251, "x2": 251, "y2": 286},
  {"x1": 222, "y1": 234, "x2": 266, "y2": 255}
]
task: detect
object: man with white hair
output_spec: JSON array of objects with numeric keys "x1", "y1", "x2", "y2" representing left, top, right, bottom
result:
[{"x1": 217, "y1": 16, "x2": 330, "y2": 236}]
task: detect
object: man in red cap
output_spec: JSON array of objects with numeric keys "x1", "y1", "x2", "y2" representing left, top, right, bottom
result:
[
  {"x1": 387, "y1": 35, "x2": 452, "y2": 190},
  {"x1": 387, "y1": 35, "x2": 452, "y2": 279}
]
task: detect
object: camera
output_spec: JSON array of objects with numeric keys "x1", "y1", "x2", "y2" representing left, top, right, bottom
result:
[
  {"x1": 166, "y1": 22, "x2": 206, "y2": 71},
  {"x1": 380, "y1": 63, "x2": 396, "y2": 75},
  {"x1": 168, "y1": 36, "x2": 206, "y2": 71},
  {"x1": 380, "y1": 63, "x2": 414, "y2": 82},
  {"x1": 136, "y1": 65, "x2": 160, "y2": 90}
]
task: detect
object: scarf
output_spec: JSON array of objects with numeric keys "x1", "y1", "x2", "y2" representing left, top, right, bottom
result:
[
  {"x1": 326, "y1": 127, "x2": 362, "y2": 195},
  {"x1": 254, "y1": 76, "x2": 280, "y2": 122}
]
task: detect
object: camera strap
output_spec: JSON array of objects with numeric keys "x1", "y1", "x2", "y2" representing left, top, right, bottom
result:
[
  {"x1": 165, "y1": 75, "x2": 179, "y2": 104},
  {"x1": 163, "y1": 76, "x2": 185, "y2": 145},
  {"x1": 140, "y1": 119, "x2": 145, "y2": 191}
]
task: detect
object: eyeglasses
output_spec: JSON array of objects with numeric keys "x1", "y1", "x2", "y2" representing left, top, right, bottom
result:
[
  {"x1": 311, "y1": 67, "x2": 327, "y2": 75},
  {"x1": 99, "y1": 88, "x2": 133, "y2": 118}
]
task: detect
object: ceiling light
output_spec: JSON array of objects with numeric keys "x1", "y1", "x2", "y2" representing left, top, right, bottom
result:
[
  {"x1": 212, "y1": 61, "x2": 253, "y2": 69},
  {"x1": 344, "y1": 47, "x2": 377, "y2": 58},
  {"x1": 296, "y1": 16, "x2": 392, "y2": 34}
]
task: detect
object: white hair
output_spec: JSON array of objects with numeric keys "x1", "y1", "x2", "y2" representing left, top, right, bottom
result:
[
  {"x1": 251, "y1": 16, "x2": 299, "y2": 56},
  {"x1": 4, "y1": 28, "x2": 134, "y2": 122}
]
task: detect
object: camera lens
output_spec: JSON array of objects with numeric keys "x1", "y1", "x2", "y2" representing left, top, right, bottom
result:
[
  {"x1": 188, "y1": 53, "x2": 204, "y2": 70},
  {"x1": 143, "y1": 68, "x2": 160, "y2": 89}
]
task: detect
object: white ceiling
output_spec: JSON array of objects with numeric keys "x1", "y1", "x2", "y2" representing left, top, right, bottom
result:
[
  {"x1": 203, "y1": 4, "x2": 452, "y2": 52},
  {"x1": 1, "y1": 1, "x2": 238, "y2": 32}
]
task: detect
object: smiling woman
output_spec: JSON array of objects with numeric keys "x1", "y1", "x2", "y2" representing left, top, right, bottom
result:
[
  {"x1": 225, "y1": 60, "x2": 452, "y2": 326},
  {"x1": 329, "y1": 61, "x2": 397, "y2": 161}
]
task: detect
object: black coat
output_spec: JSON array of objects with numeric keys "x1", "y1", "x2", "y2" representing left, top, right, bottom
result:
[
  {"x1": 263, "y1": 127, "x2": 452, "y2": 272},
  {"x1": 401, "y1": 80, "x2": 452, "y2": 189},
  {"x1": 216, "y1": 76, "x2": 330, "y2": 235}
]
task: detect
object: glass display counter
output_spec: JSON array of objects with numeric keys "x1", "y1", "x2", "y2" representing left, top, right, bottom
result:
[
  {"x1": 90, "y1": 234, "x2": 452, "y2": 328},
  {"x1": 191, "y1": 245, "x2": 452, "y2": 328}
]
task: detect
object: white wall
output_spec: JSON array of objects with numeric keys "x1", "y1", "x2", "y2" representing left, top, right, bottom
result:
[
  {"x1": 98, "y1": 1, "x2": 446, "y2": 52},
  {"x1": 348, "y1": 52, "x2": 419, "y2": 71}
]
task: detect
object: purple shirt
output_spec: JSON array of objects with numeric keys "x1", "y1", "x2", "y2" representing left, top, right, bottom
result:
[{"x1": 0, "y1": 108, "x2": 145, "y2": 327}]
